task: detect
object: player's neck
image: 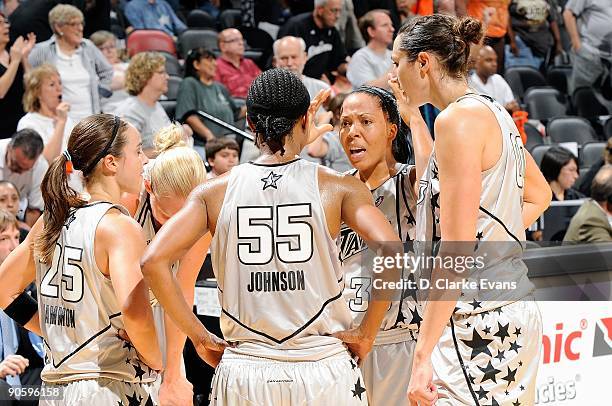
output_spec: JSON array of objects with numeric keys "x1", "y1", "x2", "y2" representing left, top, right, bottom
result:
[
  {"x1": 257, "y1": 144, "x2": 302, "y2": 164},
  {"x1": 357, "y1": 159, "x2": 392, "y2": 190},
  {"x1": 430, "y1": 78, "x2": 470, "y2": 110},
  {"x1": 84, "y1": 181, "x2": 122, "y2": 205}
]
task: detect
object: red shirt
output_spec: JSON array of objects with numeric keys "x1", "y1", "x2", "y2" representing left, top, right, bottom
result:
[{"x1": 214, "y1": 56, "x2": 261, "y2": 99}]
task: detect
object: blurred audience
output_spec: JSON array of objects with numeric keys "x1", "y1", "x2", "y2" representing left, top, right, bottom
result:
[
  {"x1": 347, "y1": 9, "x2": 394, "y2": 89},
  {"x1": 124, "y1": 0, "x2": 186, "y2": 38},
  {"x1": 18, "y1": 64, "x2": 74, "y2": 163},
  {"x1": 29, "y1": 5, "x2": 113, "y2": 121},
  {"x1": 335, "y1": 0, "x2": 364, "y2": 53},
  {"x1": 0, "y1": 180, "x2": 29, "y2": 238},
  {"x1": 579, "y1": 138, "x2": 612, "y2": 196},
  {"x1": 564, "y1": 165, "x2": 612, "y2": 242},
  {"x1": 541, "y1": 146, "x2": 585, "y2": 201},
  {"x1": 469, "y1": 45, "x2": 520, "y2": 112},
  {"x1": 90, "y1": 30, "x2": 129, "y2": 112},
  {"x1": 215, "y1": 28, "x2": 261, "y2": 99},
  {"x1": 205, "y1": 137, "x2": 239, "y2": 179}
]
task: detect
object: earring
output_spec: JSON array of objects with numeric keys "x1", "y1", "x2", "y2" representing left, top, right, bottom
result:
[{"x1": 58, "y1": 32, "x2": 64, "y2": 37}]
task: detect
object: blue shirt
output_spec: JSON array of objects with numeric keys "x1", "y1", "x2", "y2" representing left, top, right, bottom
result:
[{"x1": 125, "y1": 0, "x2": 187, "y2": 36}]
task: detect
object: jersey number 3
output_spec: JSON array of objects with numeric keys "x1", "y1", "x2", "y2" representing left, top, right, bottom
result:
[
  {"x1": 41, "y1": 244, "x2": 84, "y2": 303},
  {"x1": 237, "y1": 204, "x2": 314, "y2": 265}
]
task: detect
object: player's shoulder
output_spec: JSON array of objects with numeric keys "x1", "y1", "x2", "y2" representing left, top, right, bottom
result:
[
  {"x1": 435, "y1": 96, "x2": 495, "y2": 140},
  {"x1": 317, "y1": 165, "x2": 368, "y2": 194},
  {"x1": 97, "y1": 207, "x2": 143, "y2": 242}
]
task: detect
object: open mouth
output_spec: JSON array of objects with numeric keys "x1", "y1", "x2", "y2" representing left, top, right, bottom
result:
[{"x1": 349, "y1": 147, "x2": 366, "y2": 160}]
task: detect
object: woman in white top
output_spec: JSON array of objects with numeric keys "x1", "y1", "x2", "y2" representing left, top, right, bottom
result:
[
  {"x1": 90, "y1": 30, "x2": 129, "y2": 113},
  {"x1": 18, "y1": 63, "x2": 74, "y2": 163}
]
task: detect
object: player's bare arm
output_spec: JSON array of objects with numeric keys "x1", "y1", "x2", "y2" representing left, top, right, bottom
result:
[{"x1": 522, "y1": 150, "x2": 552, "y2": 228}]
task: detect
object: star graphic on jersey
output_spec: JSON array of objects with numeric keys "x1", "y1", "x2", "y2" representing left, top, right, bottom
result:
[
  {"x1": 476, "y1": 386, "x2": 489, "y2": 400},
  {"x1": 494, "y1": 307, "x2": 503, "y2": 315},
  {"x1": 483, "y1": 325, "x2": 492, "y2": 335},
  {"x1": 495, "y1": 350, "x2": 506, "y2": 362},
  {"x1": 478, "y1": 360, "x2": 501, "y2": 384},
  {"x1": 132, "y1": 363, "x2": 146, "y2": 381},
  {"x1": 487, "y1": 396, "x2": 500, "y2": 406},
  {"x1": 494, "y1": 322, "x2": 511, "y2": 343},
  {"x1": 513, "y1": 400, "x2": 521, "y2": 406},
  {"x1": 501, "y1": 366, "x2": 518, "y2": 387},
  {"x1": 394, "y1": 309, "x2": 406, "y2": 327},
  {"x1": 349, "y1": 359, "x2": 357, "y2": 370},
  {"x1": 117, "y1": 401, "x2": 125, "y2": 406},
  {"x1": 352, "y1": 377, "x2": 366, "y2": 400},
  {"x1": 64, "y1": 212, "x2": 77, "y2": 229},
  {"x1": 405, "y1": 212, "x2": 416, "y2": 226},
  {"x1": 467, "y1": 373, "x2": 476, "y2": 385},
  {"x1": 143, "y1": 395, "x2": 154, "y2": 406},
  {"x1": 505, "y1": 390, "x2": 510, "y2": 396},
  {"x1": 261, "y1": 172, "x2": 282, "y2": 190},
  {"x1": 513, "y1": 327, "x2": 522, "y2": 337},
  {"x1": 431, "y1": 193, "x2": 440, "y2": 209},
  {"x1": 126, "y1": 392, "x2": 141, "y2": 406},
  {"x1": 518, "y1": 360, "x2": 523, "y2": 367},
  {"x1": 432, "y1": 164, "x2": 439, "y2": 180},
  {"x1": 409, "y1": 307, "x2": 423, "y2": 328},
  {"x1": 123, "y1": 340, "x2": 134, "y2": 352},
  {"x1": 469, "y1": 299, "x2": 482, "y2": 310},
  {"x1": 508, "y1": 340, "x2": 522, "y2": 354},
  {"x1": 520, "y1": 385, "x2": 525, "y2": 391},
  {"x1": 462, "y1": 329, "x2": 493, "y2": 360},
  {"x1": 466, "y1": 322, "x2": 471, "y2": 328}
]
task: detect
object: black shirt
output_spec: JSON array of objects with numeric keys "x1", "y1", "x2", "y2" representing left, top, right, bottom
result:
[
  {"x1": 278, "y1": 12, "x2": 347, "y2": 80},
  {"x1": 0, "y1": 63, "x2": 25, "y2": 139}
]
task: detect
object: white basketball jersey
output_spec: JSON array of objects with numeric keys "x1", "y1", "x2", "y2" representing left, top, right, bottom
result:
[
  {"x1": 211, "y1": 159, "x2": 352, "y2": 361},
  {"x1": 416, "y1": 94, "x2": 534, "y2": 312},
  {"x1": 338, "y1": 164, "x2": 422, "y2": 344},
  {"x1": 36, "y1": 202, "x2": 157, "y2": 383}
]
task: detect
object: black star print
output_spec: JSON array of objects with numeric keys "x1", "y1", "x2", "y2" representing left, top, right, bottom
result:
[
  {"x1": 494, "y1": 322, "x2": 511, "y2": 343},
  {"x1": 143, "y1": 395, "x2": 154, "y2": 406},
  {"x1": 478, "y1": 360, "x2": 501, "y2": 384},
  {"x1": 462, "y1": 329, "x2": 493, "y2": 360},
  {"x1": 405, "y1": 212, "x2": 416, "y2": 226},
  {"x1": 394, "y1": 309, "x2": 406, "y2": 327},
  {"x1": 431, "y1": 193, "x2": 440, "y2": 209},
  {"x1": 513, "y1": 400, "x2": 521, "y2": 406},
  {"x1": 501, "y1": 366, "x2": 518, "y2": 387},
  {"x1": 466, "y1": 322, "x2": 471, "y2": 328},
  {"x1": 350, "y1": 359, "x2": 357, "y2": 370},
  {"x1": 409, "y1": 307, "x2": 423, "y2": 328},
  {"x1": 508, "y1": 340, "x2": 522, "y2": 353},
  {"x1": 505, "y1": 390, "x2": 509, "y2": 396},
  {"x1": 488, "y1": 396, "x2": 500, "y2": 406},
  {"x1": 470, "y1": 299, "x2": 482, "y2": 310},
  {"x1": 468, "y1": 373, "x2": 476, "y2": 385},
  {"x1": 495, "y1": 350, "x2": 506, "y2": 362},
  {"x1": 476, "y1": 386, "x2": 488, "y2": 400},
  {"x1": 432, "y1": 164, "x2": 439, "y2": 180},
  {"x1": 514, "y1": 327, "x2": 522, "y2": 337},
  {"x1": 518, "y1": 361, "x2": 523, "y2": 367},
  {"x1": 126, "y1": 392, "x2": 141, "y2": 406},
  {"x1": 260, "y1": 172, "x2": 282, "y2": 190},
  {"x1": 123, "y1": 340, "x2": 134, "y2": 352},
  {"x1": 117, "y1": 402, "x2": 125, "y2": 406},
  {"x1": 476, "y1": 231, "x2": 483, "y2": 240},
  {"x1": 352, "y1": 377, "x2": 366, "y2": 400},
  {"x1": 520, "y1": 385, "x2": 525, "y2": 391},
  {"x1": 483, "y1": 325, "x2": 491, "y2": 335},
  {"x1": 64, "y1": 212, "x2": 77, "y2": 229},
  {"x1": 132, "y1": 363, "x2": 146, "y2": 381},
  {"x1": 494, "y1": 307, "x2": 503, "y2": 315}
]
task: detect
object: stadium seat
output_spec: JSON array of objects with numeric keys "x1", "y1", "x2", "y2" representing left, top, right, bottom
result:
[
  {"x1": 161, "y1": 52, "x2": 182, "y2": 77},
  {"x1": 239, "y1": 26, "x2": 273, "y2": 69},
  {"x1": 604, "y1": 117, "x2": 612, "y2": 139},
  {"x1": 187, "y1": 9, "x2": 217, "y2": 29},
  {"x1": 547, "y1": 117, "x2": 597, "y2": 145},
  {"x1": 178, "y1": 29, "x2": 219, "y2": 58},
  {"x1": 126, "y1": 30, "x2": 176, "y2": 57},
  {"x1": 160, "y1": 100, "x2": 177, "y2": 120},
  {"x1": 531, "y1": 144, "x2": 552, "y2": 166},
  {"x1": 504, "y1": 66, "x2": 547, "y2": 101},
  {"x1": 219, "y1": 9, "x2": 241, "y2": 29},
  {"x1": 546, "y1": 65, "x2": 572, "y2": 95},
  {"x1": 576, "y1": 167, "x2": 591, "y2": 191},
  {"x1": 524, "y1": 87, "x2": 567, "y2": 121},
  {"x1": 524, "y1": 122, "x2": 544, "y2": 151},
  {"x1": 580, "y1": 142, "x2": 606, "y2": 167},
  {"x1": 572, "y1": 87, "x2": 610, "y2": 118},
  {"x1": 165, "y1": 76, "x2": 182, "y2": 100}
]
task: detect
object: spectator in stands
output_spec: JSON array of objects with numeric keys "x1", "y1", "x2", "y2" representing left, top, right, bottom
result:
[
  {"x1": 0, "y1": 13, "x2": 35, "y2": 139},
  {"x1": 347, "y1": 9, "x2": 394, "y2": 89},
  {"x1": 29, "y1": 5, "x2": 113, "y2": 122},
  {"x1": 395, "y1": 0, "x2": 434, "y2": 25},
  {"x1": 124, "y1": 0, "x2": 186, "y2": 38},
  {"x1": 456, "y1": 0, "x2": 510, "y2": 73},
  {"x1": 176, "y1": 47, "x2": 245, "y2": 158},
  {"x1": 205, "y1": 137, "x2": 239, "y2": 179},
  {"x1": 90, "y1": 30, "x2": 129, "y2": 112},
  {"x1": 215, "y1": 28, "x2": 261, "y2": 99},
  {"x1": 18, "y1": 64, "x2": 74, "y2": 163},
  {"x1": 579, "y1": 138, "x2": 612, "y2": 196},
  {"x1": 506, "y1": 0, "x2": 563, "y2": 69},
  {"x1": 273, "y1": 36, "x2": 331, "y2": 100},
  {"x1": 541, "y1": 146, "x2": 585, "y2": 201},
  {"x1": 0, "y1": 181, "x2": 29, "y2": 238},
  {"x1": 335, "y1": 0, "x2": 365, "y2": 53},
  {"x1": 303, "y1": 92, "x2": 352, "y2": 172},
  {"x1": 113, "y1": 52, "x2": 171, "y2": 158},
  {"x1": 278, "y1": 0, "x2": 348, "y2": 82},
  {"x1": 469, "y1": 45, "x2": 520, "y2": 112},
  {"x1": 564, "y1": 165, "x2": 612, "y2": 242},
  {"x1": 563, "y1": 0, "x2": 612, "y2": 93},
  {"x1": 0, "y1": 129, "x2": 46, "y2": 226}
]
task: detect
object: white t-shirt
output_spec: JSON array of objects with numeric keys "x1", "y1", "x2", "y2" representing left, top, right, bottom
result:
[
  {"x1": 17, "y1": 112, "x2": 76, "y2": 152},
  {"x1": 55, "y1": 45, "x2": 93, "y2": 121},
  {"x1": 469, "y1": 72, "x2": 516, "y2": 106},
  {"x1": 346, "y1": 46, "x2": 392, "y2": 88},
  {"x1": 302, "y1": 75, "x2": 330, "y2": 100}
]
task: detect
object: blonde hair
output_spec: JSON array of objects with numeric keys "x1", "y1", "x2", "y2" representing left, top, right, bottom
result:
[
  {"x1": 23, "y1": 64, "x2": 60, "y2": 113},
  {"x1": 125, "y1": 52, "x2": 165, "y2": 96},
  {"x1": 148, "y1": 124, "x2": 206, "y2": 199},
  {"x1": 90, "y1": 30, "x2": 115, "y2": 47},
  {"x1": 48, "y1": 4, "x2": 83, "y2": 34},
  {"x1": 0, "y1": 208, "x2": 18, "y2": 233}
]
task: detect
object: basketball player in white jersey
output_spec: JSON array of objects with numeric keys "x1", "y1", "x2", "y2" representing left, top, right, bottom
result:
[
  {"x1": 0, "y1": 114, "x2": 162, "y2": 405},
  {"x1": 338, "y1": 86, "x2": 421, "y2": 406},
  {"x1": 122, "y1": 124, "x2": 209, "y2": 405},
  {"x1": 389, "y1": 15, "x2": 552, "y2": 406},
  {"x1": 141, "y1": 68, "x2": 404, "y2": 405}
]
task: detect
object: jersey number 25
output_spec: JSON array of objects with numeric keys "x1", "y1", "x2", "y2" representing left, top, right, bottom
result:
[{"x1": 40, "y1": 244, "x2": 84, "y2": 303}]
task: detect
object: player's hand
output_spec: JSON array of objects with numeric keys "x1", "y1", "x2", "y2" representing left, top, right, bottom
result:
[
  {"x1": 0, "y1": 355, "x2": 29, "y2": 379},
  {"x1": 159, "y1": 374, "x2": 194, "y2": 406},
  {"x1": 192, "y1": 332, "x2": 229, "y2": 368},
  {"x1": 306, "y1": 88, "x2": 333, "y2": 145},
  {"x1": 388, "y1": 74, "x2": 422, "y2": 128},
  {"x1": 332, "y1": 327, "x2": 375, "y2": 366},
  {"x1": 407, "y1": 357, "x2": 438, "y2": 406}
]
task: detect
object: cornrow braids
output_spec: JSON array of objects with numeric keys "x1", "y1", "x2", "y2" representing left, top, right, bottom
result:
[
  {"x1": 350, "y1": 86, "x2": 413, "y2": 164},
  {"x1": 246, "y1": 68, "x2": 310, "y2": 155}
]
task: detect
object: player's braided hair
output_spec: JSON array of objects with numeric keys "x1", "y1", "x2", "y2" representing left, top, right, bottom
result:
[
  {"x1": 246, "y1": 68, "x2": 310, "y2": 155},
  {"x1": 351, "y1": 86, "x2": 412, "y2": 164}
]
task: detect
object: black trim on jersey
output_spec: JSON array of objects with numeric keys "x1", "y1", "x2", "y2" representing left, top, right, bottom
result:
[
  {"x1": 394, "y1": 176, "x2": 402, "y2": 238},
  {"x1": 222, "y1": 291, "x2": 344, "y2": 344},
  {"x1": 450, "y1": 317, "x2": 481, "y2": 406},
  {"x1": 478, "y1": 206, "x2": 522, "y2": 248},
  {"x1": 248, "y1": 158, "x2": 301, "y2": 167},
  {"x1": 136, "y1": 195, "x2": 151, "y2": 226},
  {"x1": 47, "y1": 312, "x2": 122, "y2": 368},
  {"x1": 399, "y1": 172, "x2": 416, "y2": 242},
  {"x1": 81, "y1": 201, "x2": 113, "y2": 208},
  {"x1": 337, "y1": 275, "x2": 343, "y2": 284}
]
